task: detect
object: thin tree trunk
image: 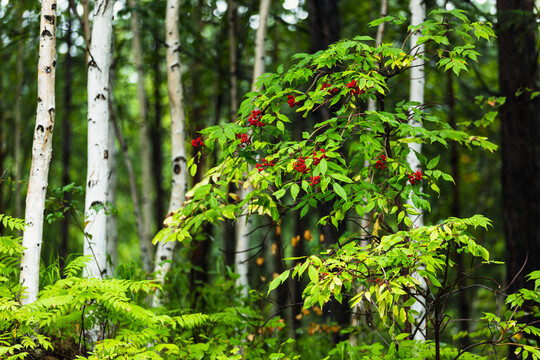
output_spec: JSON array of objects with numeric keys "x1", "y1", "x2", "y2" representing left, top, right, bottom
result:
[
  {"x1": 81, "y1": 0, "x2": 91, "y2": 63},
  {"x1": 106, "y1": 118, "x2": 118, "y2": 276},
  {"x1": 129, "y1": 0, "x2": 154, "y2": 272},
  {"x1": 408, "y1": 0, "x2": 427, "y2": 341},
  {"x1": 108, "y1": 58, "x2": 146, "y2": 274},
  {"x1": 150, "y1": 31, "x2": 165, "y2": 231},
  {"x1": 252, "y1": 0, "x2": 271, "y2": 87},
  {"x1": 153, "y1": 0, "x2": 188, "y2": 305},
  {"x1": 448, "y1": 70, "x2": 470, "y2": 347},
  {"x1": 0, "y1": 34, "x2": 4, "y2": 217},
  {"x1": 84, "y1": 0, "x2": 115, "y2": 280},
  {"x1": 227, "y1": 0, "x2": 243, "y2": 292},
  {"x1": 350, "y1": 0, "x2": 387, "y2": 346},
  {"x1": 60, "y1": 0, "x2": 74, "y2": 266},
  {"x1": 366, "y1": 0, "x2": 387, "y2": 113},
  {"x1": 106, "y1": 64, "x2": 119, "y2": 277},
  {"x1": 19, "y1": 0, "x2": 57, "y2": 305},
  {"x1": 234, "y1": 0, "x2": 271, "y2": 297},
  {"x1": 227, "y1": 0, "x2": 239, "y2": 121},
  {"x1": 14, "y1": 9, "x2": 24, "y2": 222}
]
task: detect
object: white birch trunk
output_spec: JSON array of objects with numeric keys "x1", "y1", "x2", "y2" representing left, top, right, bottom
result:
[
  {"x1": 84, "y1": 0, "x2": 114, "y2": 280},
  {"x1": 19, "y1": 0, "x2": 57, "y2": 305},
  {"x1": 251, "y1": 0, "x2": 271, "y2": 91},
  {"x1": 408, "y1": 0, "x2": 427, "y2": 341},
  {"x1": 129, "y1": 0, "x2": 154, "y2": 272},
  {"x1": 153, "y1": 0, "x2": 188, "y2": 305},
  {"x1": 234, "y1": 0, "x2": 271, "y2": 297}
]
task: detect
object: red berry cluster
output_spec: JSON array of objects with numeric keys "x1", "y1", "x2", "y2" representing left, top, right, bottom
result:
[
  {"x1": 191, "y1": 137, "x2": 204, "y2": 147},
  {"x1": 287, "y1": 94, "x2": 300, "y2": 107},
  {"x1": 256, "y1": 158, "x2": 276, "y2": 172},
  {"x1": 248, "y1": 109, "x2": 265, "y2": 127},
  {"x1": 408, "y1": 170, "x2": 423, "y2": 185},
  {"x1": 374, "y1": 154, "x2": 387, "y2": 170},
  {"x1": 310, "y1": 175, "x2": 321, "y2": 187},
  {"x1": 367, "y1": 277, "x2": 384, "y2": 285},
  {"x1": 236, "y1": 133, "x2": 250, "y2": 148},
  {"x1": 312, "y1": 149, "x2": 327, "y2": 166},
  {"x1": 321, "y1": 82, "x2": 339, "y2": 95},
  {"x1": 347, "y1": 80, "x2": 365, "y2": 95},
  {"x1": 293, "y1": 156, "x2": 309, "y2": 174}
]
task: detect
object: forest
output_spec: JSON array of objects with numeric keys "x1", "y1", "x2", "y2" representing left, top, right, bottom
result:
[{"x1": 0, "y1": 0, "x2": 539, "y2": 359}]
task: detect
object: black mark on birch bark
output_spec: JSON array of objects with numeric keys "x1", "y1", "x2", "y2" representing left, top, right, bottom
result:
[
  {"x1": 37, "y1": 125, "x2": 44, "y2": 133},
  {"x1": 104, "y1": 150, "x2": 108, "y2": 159},
  {"x1": 95, "y1": 93, "x2": 106, "y2": 101},
  {"x1": 41, "y1": 29, "x2": 52, "y2": 38},
  {"x1": 44, "y1": 15, "x2": 55, "y2": 25}
]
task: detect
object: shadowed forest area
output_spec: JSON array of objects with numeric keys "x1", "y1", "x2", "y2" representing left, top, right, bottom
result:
[{"x1": 0, "y1": 0, "x2": 539, "y2": 359}]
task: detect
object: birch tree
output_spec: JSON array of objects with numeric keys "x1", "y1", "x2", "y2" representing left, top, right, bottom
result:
[
  {"x1": 84, "y1": 0, "x2": 115, "y2": 279},
  {"x1": 408, "y1": 0, "x2": 427, "y2": 341},
  {"x1": 129, "y1": 0, "x2": 154, "y2": 272},
  {"x1": 153, "y1": 0, "x2": 188, "y2": 303},
  {"x1": 234, "y1": 0, "x2": 271, "y2": 297},
  {"x1": 19, "y1": 0, "x2": 57, "y2": 305}
]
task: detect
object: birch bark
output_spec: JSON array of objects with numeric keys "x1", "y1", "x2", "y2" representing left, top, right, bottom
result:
[
  {"x1": 153, "y1": 0, "x2": 188, "y2": 304},
  {"x1": 234, "y1": 0, "x2": 271, "y2": 297},
  {"x1": 84, "y1": 0, "x2": 115, "y2": 279},
  {"x1": 19, "y1": 0, "x2": 57, "y2": 305},
  {"x1": 129, "y1": 0, "x2": 154, "y2": 272},
  {"x1": 408, "y1": 0, "x2": 427, "y2": 341}
]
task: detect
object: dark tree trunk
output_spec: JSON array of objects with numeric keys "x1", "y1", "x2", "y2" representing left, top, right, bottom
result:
[
  {"x1": 0, "y1": 36, "x2": 3, "y2": 215},
  {"x1": 60, "y1": 0, "x2": 74, "y2": 267},
  {"x1": 150, "y1": 32, "x2": 165, "y2": 229},
  {"x1": 498, "y1": 0, "x2": 539, "y2": 292},
  {"x1": 307, "y1": 0, "x2": 348, "y2": 341},
  {"x1": 307, "y1": 0, "x2": 340, "y2": 52},
  {"x1": 497, "y1": 0, "x2": 540, "y2": 355}
]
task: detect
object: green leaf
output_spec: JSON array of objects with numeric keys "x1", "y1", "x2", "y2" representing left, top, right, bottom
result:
[
  {"x1": 319, "y1": 158, "x2": 328, "y2": 175},
  {"x1": 290, "y1": 183, "x2": 300, "y2": 201},
  {"x1": 273, "y1": 188, "x2": 287, "y2": 199},
  {"x1": 426, "y1": 155, "x2": 440, "y2": 169},
  {"x1": 308, "y1": 265, "x2": 318, "y2": 283},
  {"x1": 333, "y1": 182, "x2": 347, "y2": 201},
  {"x1": 330, "y1": 173, "x2": 353, "y2": 183},
  {"x1": 395, "y1": 333, "x2": 409, "y2": 341}
]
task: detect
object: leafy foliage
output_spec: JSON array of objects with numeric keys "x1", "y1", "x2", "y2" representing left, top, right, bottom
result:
[{"x1": 151, "y1": 10, "x2": 539, "y2": 359}]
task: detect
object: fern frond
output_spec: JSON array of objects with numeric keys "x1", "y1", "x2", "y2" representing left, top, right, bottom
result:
[{"x1": 0, "y1": 214, "x2": 26, "y2": 232}]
